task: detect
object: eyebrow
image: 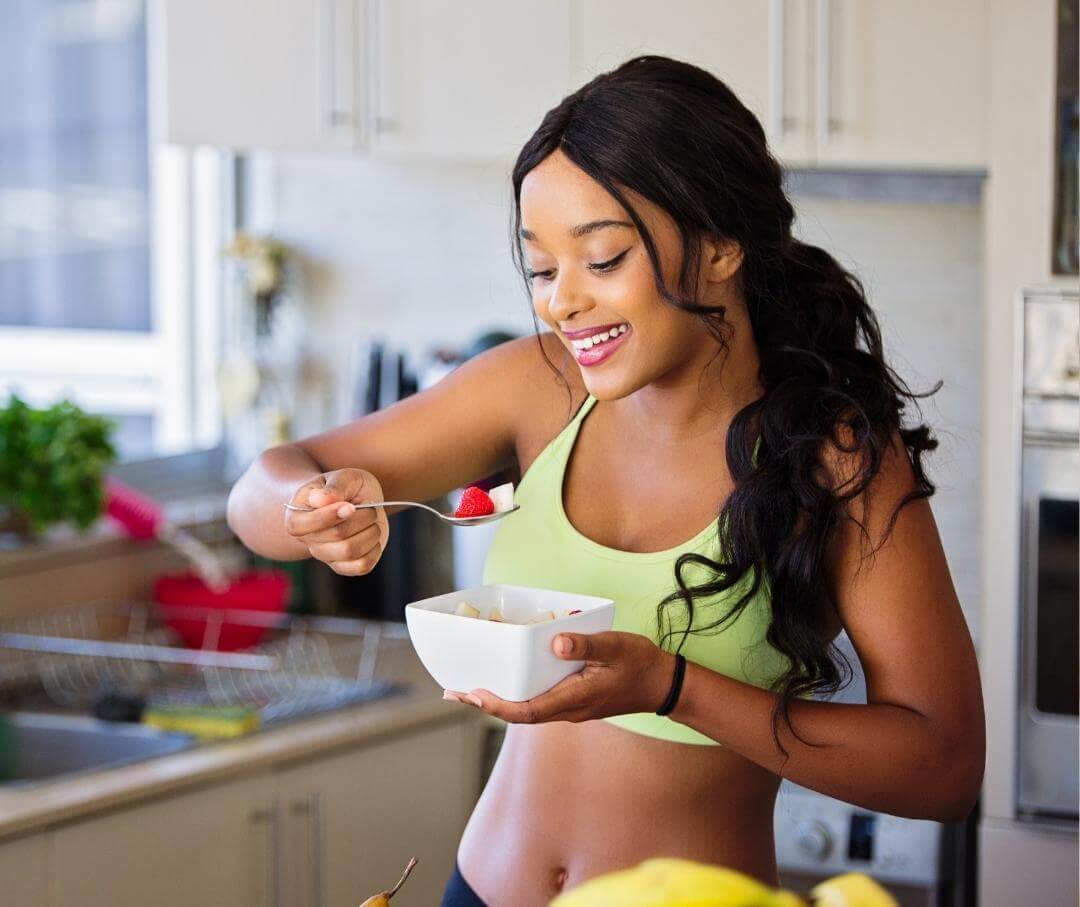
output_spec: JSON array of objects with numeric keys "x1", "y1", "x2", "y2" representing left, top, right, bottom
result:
[{"x1": 519, "y1": 219, "x2": 634, "y2": 242}]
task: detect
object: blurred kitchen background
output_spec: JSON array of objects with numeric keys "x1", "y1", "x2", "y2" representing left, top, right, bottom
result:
[{"x1": 0, "y1": 1, "x2": 1076, "y2": 906}]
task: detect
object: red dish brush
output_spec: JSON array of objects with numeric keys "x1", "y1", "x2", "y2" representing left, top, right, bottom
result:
[
  {"x1": 106, "y1": 478, "x2": 290, "y2": 651},
  {"x1": 105, "y1": 478, "x2": 230, "y2": 591}
]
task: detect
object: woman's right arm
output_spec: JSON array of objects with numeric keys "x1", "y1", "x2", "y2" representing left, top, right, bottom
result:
[{"x1": 226, "y1": 333, "x2": 575, "y2": 568}]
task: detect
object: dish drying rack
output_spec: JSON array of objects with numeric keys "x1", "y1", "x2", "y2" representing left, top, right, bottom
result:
[{"x1": 0, "y1": 601, "x2": 413, "y2": 726}]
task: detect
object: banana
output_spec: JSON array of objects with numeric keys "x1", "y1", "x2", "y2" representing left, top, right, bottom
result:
[
  {"x1": 548, "y1": 857, "x2": 805, "y2": 906},
  {"x1": 810, "y1": 873, "x2": 898, "y2": 907}
]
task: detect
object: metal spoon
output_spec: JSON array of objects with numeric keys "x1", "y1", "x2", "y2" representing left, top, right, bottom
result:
[{"x1": 282, "y1": 500, "x2": 520, "y2": 527}]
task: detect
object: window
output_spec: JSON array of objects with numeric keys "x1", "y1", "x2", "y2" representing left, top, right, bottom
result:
[{"x1": 0, "y1": 0, "x2": 228, "y2": 460}]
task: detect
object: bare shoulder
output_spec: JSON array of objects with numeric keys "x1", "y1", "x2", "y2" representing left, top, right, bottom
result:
[
  {"x1": 470, "y1": 331, "x2": 588, "y2": 469},
  {"x1": 817, "y1": 418, "x2": 931, "y2": 581}
]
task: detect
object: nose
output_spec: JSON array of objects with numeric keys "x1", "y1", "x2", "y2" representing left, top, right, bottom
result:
[{"x1": 545, "y1": 271, "x2": 593, "y2": 324}]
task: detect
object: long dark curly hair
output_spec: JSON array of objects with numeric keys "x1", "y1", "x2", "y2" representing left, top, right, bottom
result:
[{"x1": 508, "y1": 55, "x2": 940, "y2": 750}]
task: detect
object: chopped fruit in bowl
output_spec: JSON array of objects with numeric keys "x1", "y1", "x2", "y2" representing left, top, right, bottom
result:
[
  {"x1": 446, "y1": 603, "x2": 587, "y2": 625},
  {"x1": 454, "y1": 486, "x2": 494, "y2": 518},
  {"x1": 404, "y1": 584, "x2": 615, "y2": 700}
]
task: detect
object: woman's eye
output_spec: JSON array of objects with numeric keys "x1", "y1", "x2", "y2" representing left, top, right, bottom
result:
[{"x1": 526, "y1": 249, "x2": 629, "y2": 284}]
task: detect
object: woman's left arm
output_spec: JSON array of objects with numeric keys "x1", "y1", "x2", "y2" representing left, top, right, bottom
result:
[{"x1": 667, "y1": 430, "x2": 985, "y2": 821}]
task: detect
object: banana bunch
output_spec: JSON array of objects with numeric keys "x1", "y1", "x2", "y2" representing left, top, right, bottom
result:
[{"x1": 548, "y1": 858, "x2": 898, "y2": 907}]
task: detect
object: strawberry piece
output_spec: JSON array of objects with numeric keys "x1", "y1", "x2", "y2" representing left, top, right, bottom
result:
[{"x1": 454, "y1": 486, "x2": 495, "y2": 518}]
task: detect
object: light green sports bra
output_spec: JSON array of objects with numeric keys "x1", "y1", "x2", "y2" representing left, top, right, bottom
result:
[{"x1": 482, "y1": 394, "x2": 791, "y2": 746}]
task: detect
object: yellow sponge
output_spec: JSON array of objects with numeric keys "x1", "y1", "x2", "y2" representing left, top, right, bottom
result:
[{"x1": 142, "y1": 705, "x2": 261, "y2": 741}]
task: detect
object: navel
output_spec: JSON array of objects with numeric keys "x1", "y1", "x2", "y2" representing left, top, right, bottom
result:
[{"x1": 550, "y1": 865, "x2": 569, "y2": 895}]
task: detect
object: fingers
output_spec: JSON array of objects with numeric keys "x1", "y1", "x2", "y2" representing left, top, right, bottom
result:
[
  {"x1": 285, "y1": 474, "x2": 352, "y2": 536},
  {"x1": 452, "y1": 673, "x2": 590, "y2": 724},
  {"x1": 322, "y1": 542, "x2": 384, "y2": 576},
  {"x1": 281, "y1": 469, "x2": 388, "y2": 576},
  {"x1": 308, "y1": 522, "x2": 382, "y2": 568},
  {"x1": 317, "y1": 469, "x2": 368, "y2": 506},
  {"x1": 302, "y1": 506, "x2": 379, "y2": 544},
  {"x1": 551, "y1": 631, "x2": 621, "y2": 664}
]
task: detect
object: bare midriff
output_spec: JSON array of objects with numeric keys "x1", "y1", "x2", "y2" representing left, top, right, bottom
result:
[{"x1": 456, "y1": 717, "x2": 780, "y2": 907}]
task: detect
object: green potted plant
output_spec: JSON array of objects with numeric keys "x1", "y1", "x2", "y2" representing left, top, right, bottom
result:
[{"x1": 0, "y1": 394, "x2": 117, "y2": 545}]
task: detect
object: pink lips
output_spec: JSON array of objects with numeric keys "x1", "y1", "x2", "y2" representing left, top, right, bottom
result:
[{"x1": 573, "y1": 327, "x2": 630, "y2": 367}]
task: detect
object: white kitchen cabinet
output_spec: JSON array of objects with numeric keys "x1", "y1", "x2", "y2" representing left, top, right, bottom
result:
[
  {"x1": 0, "y1": 832, "x2": 49, "y2": 907},
  {"x1": 274, "y1": 719, "x2": 480, "y2": 907},
  {"x1": 810, "y1": 0, "x2": 986, "y2": 169},
  {"x1": 158, "y1": 0, "x2": 365, "y2": 151},
  {"x1": 49, "y1": 775, "x2": 271, "y2": 907},
  {"x1": 158, "y1": 0, "x2": 574, "y2": 160},
  {"x1": 366, "y1": 0, "x2": 575, "y2": 162},
  {"x1": 574, "y1": 0, "x2": 986, "y2": 170},
  {"x1": 574, "y1": 0, "x2": 816, "y2": 167}
]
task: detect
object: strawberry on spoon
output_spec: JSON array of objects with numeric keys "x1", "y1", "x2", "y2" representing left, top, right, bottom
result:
[{"x1": 454, "y1": 486, "x2": 495, "y2": 518}]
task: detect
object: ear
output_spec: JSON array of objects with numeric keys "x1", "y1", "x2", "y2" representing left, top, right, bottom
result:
[{"x1": 701, "y1": 235, "x2": 744, "y2": 283}]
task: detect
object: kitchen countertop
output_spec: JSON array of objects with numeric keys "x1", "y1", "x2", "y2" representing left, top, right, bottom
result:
[{"x1": 0, "y1": 648, "x2": 494, "y2": 842}]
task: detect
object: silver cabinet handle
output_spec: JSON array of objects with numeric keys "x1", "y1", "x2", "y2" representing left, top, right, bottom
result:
[
  {"x1": 310, "y1": 792, "x2": 324, "y2": 907},
  {"x1": 252, "y1": 801, "x2": 282, "y2": 907},
  {"x1": 769, "y1": 0, "x2": 796, "y2": 136},
  {"x1": 323, "y1": 0, "x2": 353, "y2": 129},
  {"x1": 365, "y1": 0, "x2": 396, "y2": 135},
  {"x1": 814, "y1": 0, "x2": 842, "y2": 140},
  {"x1": 291, "y1": 794, "x2": 324, "y2": 907}
]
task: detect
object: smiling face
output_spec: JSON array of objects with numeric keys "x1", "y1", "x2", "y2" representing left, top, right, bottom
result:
[{"x1": 518, "y1": 149, "x2": 744, "y2": 401}]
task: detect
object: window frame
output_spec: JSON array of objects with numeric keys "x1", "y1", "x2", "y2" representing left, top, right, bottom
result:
[{"x1": 0, "y1": 0, "x2": 234, "y2": 461}]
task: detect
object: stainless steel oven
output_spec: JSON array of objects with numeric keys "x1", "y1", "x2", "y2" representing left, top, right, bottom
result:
[{"x1": 1016, "y1": 288, "x2": 1079, "y2": 822}]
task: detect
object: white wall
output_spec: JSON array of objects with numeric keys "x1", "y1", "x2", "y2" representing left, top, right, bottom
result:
[
  {"x1": 263, "y1": 153, "x2": 983, "y2": 632},
  {"x1": 793, "y1": 197, "x2": 983, "y2": 635}
]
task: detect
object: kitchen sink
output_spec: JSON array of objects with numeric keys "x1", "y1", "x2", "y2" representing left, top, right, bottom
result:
[
  {"x1": 0, "y1": 712, "x2": 196, "y2": 788},
  {"x1": 0, "y1": 606, "x2": 416, "y2": 788}
]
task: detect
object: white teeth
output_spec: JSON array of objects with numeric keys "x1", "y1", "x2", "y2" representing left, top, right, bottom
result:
[{"x1": 570, "y1": 324, "x2": 628, "y2": 352}]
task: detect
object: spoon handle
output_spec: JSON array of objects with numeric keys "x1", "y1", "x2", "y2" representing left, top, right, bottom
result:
[
  {"x1": 282, "y1": 500, "x2": 517, "y2": 526},
  {"x1": 283, "y1": 500, "x2": 427, "y2": 514}
]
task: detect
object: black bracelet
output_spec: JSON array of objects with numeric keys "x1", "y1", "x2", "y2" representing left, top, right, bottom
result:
[{"x1": 655, "y1": 653, "x2": 686, "y2": 716}]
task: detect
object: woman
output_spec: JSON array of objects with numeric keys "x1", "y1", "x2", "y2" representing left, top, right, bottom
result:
[{"x1": 227, "y1": 56, "x2": 985, "y2": 907}]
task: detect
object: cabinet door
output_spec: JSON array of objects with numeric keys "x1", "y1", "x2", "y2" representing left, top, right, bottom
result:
[
  {"x1": 366, "y1": 0, "x2": 574, "y2": 162},
  {"x1": 276, "y1": 719, "x2": 480, "y2": 907},
  {"x1": 575, "y1": 0, "x2": 816, "y2": 167},
  {"x1": 0, "y1": 833, "x2": 48, "y2": 907},
  {"x1": 811, "y1": 0, "x2": 987, "y2": 169},
  {"x1": 50, "y1": 775, "x2": 271, "y2": 907},
  {"x1": 159, "y1": 0, "x2": 363, "y2": 151}
]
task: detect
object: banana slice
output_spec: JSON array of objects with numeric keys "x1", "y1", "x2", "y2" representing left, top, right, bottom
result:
[
  {"x1": 454, "y1": 601, "x2": 480, "y2": 619},
  {"x1": 488, "y1": 482, "x2": 515, "y2": 513}
]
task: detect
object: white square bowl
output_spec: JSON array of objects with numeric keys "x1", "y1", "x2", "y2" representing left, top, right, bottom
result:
[{"x1": 404, "y1": 584, "x2": 615, "y2": 701}]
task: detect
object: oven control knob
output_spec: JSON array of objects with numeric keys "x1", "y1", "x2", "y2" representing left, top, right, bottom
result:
[{"x1": 795, "y1": 821, "x2": 833, "y2": 861}]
